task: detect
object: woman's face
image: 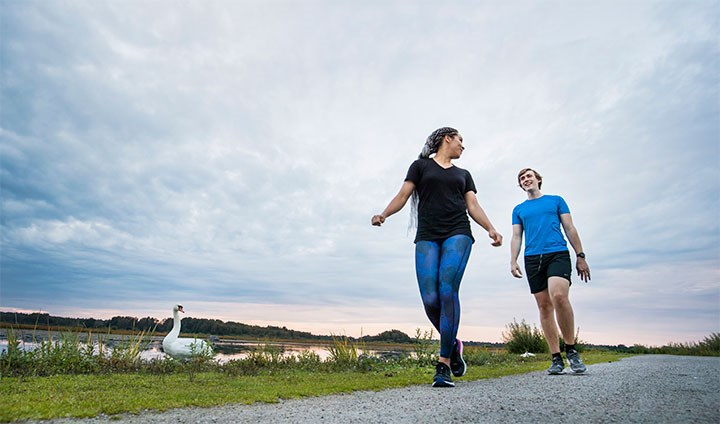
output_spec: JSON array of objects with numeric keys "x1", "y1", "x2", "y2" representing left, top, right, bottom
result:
[{"x1": 447, "y1": 134, "x2": 465, "y2": 159}]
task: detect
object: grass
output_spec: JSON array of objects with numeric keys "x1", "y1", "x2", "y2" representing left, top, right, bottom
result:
[{"x1": 0, "y1": 350, "x2": 629, "y2": 422}]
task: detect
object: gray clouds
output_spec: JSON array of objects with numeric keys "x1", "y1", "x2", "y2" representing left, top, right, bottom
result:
[{"x1": 1, "y1": 0, "x2": 718, "y2": 345}]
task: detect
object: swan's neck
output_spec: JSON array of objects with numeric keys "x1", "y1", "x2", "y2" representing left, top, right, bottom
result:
[{"x1": 169, "y1": 310, "x2": 181, "y2": 337}]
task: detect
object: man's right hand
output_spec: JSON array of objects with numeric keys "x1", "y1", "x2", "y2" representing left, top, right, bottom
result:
[{"x1": 511, "y1": 262, "x2": 523, "y2": 278}]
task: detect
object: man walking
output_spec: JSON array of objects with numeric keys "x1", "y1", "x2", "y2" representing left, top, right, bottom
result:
[{"x1": 510, "y1": 168, "x2": 591, "y2": 374}]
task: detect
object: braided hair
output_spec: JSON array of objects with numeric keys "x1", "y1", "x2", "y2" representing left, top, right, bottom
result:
[
  {"x1": 419, "y1": 127, "x2": 458, "y2": 159},
  {"x1": 409, "y1": 127, "x2": 459, "y2": 231}
]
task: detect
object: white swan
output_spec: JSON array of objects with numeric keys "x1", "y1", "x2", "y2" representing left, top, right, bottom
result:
[{"x1": 162, "y1": 304, "x2": 213, "y2": 359}]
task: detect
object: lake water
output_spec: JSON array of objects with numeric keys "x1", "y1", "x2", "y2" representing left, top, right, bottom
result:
[{"x1": 137, "y1": 339, "x2": 350, "y2": 362}]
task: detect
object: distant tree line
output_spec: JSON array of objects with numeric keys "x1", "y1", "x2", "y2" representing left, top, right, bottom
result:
[{"x1": 0, "y1": 311, "x2": 414, "y2": 343}]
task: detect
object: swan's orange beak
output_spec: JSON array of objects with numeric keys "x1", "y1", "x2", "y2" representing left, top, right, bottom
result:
[{"x1": 178, "y1": 306, "x2": 185, "y2": 313}]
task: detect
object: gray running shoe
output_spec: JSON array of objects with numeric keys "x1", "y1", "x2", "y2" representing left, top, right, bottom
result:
[
  {"x1": 547, "y1": 355, "x2": 565, "y2": 374},
  {"x1": 566, "y1": 349, "x2": 587, "y2": 373}
]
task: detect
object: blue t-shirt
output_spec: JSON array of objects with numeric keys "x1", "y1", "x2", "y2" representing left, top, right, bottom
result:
[{"x1": 512, "y1": 194, "x2": 570, "y2": 256}]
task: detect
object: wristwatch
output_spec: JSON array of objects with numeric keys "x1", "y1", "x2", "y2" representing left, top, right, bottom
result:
[{"x1": 576, "y1": 252, "x2": 586, "y2": 259}]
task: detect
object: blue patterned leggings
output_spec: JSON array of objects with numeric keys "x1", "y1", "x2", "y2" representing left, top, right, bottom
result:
[{"x1": 415, "y1": 234, "x2": 473, "y2": 358}]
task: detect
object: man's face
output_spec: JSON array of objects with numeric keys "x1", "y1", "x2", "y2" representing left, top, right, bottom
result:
[{"x1": 519, "y1": 170, "x2": 540, "y2": 191}]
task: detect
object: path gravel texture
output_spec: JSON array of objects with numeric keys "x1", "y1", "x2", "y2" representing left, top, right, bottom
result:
[{"x1": 30, "y1": 355, "x2": 720, "y2": 424}]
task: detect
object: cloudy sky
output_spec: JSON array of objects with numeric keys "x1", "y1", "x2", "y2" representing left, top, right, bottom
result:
[{"x1": 1, "y1": 0, "x2": 718, "y2": 347}]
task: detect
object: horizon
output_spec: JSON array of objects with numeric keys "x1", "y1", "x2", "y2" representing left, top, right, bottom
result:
[{"x1": 1, "y1": 306, "x2": 714, "y2": 348}]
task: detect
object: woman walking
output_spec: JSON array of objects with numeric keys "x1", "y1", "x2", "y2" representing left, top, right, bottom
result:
[{"x1": 371, "y1": 127, "x2": 502, "y2": 387}]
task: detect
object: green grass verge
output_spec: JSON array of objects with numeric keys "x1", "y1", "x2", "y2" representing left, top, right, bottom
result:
[{"x1": 0, "y1": 352, "x2": 629, "y2": 422}]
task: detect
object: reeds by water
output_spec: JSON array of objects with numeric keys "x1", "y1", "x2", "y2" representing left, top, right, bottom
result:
[{"x1": 0, "y1": 326, "x2": 160, "y2": 377}]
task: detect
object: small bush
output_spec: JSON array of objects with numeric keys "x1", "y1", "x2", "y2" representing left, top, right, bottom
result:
[
  {"x1": 143, "y1": 357, "x2": 182, "y2": 374},
  {"x1": 294, "y1": 349, "x2": 322, "y2": 369},
  {"x1": 502, "y1": 318, "x2": 548, "y2": 354}
]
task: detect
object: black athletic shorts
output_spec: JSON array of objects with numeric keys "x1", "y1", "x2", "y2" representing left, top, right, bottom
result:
[{"x1": 524, "y1": 250, "x2": 572, "y2": 294}]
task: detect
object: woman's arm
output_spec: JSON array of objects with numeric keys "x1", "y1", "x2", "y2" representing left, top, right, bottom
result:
[
  {"x1": 371, "y1": 180, "x2": 415, "y2": 226},
  {"x1": 465, "y1": 191, "x2": 502, "y2": 246}
]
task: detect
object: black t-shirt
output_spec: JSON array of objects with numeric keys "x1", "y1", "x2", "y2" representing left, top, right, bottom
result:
[{"x1": 405, "y1": 158, "x2": 476, "y2": 243}]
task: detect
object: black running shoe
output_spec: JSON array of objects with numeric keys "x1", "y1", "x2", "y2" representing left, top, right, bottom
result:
[
  {"x1": 449, "y1": 339, "x2": 467, "y2": 377},
  {"x1": 432, "y1": 362, "x2": 455, "y2": 387}
]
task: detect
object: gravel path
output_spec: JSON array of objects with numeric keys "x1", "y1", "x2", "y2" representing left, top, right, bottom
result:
[{"x1": 32, "y1": 355, "x2": 720, "y2": 423}]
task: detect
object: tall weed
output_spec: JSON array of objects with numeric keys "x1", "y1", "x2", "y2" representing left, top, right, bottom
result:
[
  {"x1": 327, "y1": 335, "x2": 364, "y2": 368},
  {"x1": 412, "y1": 328, "x2": 438, "y2": 365}
]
